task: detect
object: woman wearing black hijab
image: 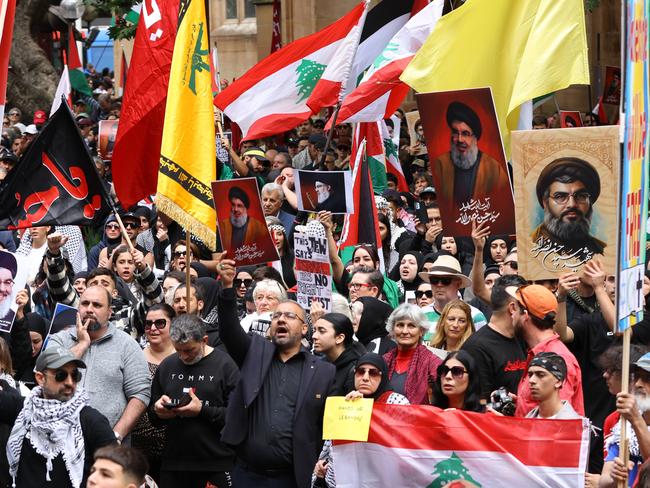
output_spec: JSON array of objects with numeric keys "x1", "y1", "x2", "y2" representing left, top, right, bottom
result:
[{"x1": 353, "y1": 297, "x2": 396, "y2": 356}]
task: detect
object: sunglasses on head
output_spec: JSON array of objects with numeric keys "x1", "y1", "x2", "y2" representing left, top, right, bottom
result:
[
  {"x1": 234, "y1": 278, "x2": 253, "y2": 288},
  {"x1": 429, "y1": 277, "x2": 453, "y2": 286},
  {"x1": 437, "y1": 365, "x2": 467, "y2": 379},
  {"x1": 144, "y1": 318, "x2": 167, "y2": 330},
  {"x1": 355, "y1": 367, "x2": 382, "y2": 378},
  {"x1": 50, "y1": 368, "x2": 83, "y2": 383},
  {"x1": 415, "y1": 290, "x2": 434, "y2": 299}
]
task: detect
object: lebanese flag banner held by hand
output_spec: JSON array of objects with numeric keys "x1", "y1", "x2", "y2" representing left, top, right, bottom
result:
[
  {"x1": 333, "y1": 405, "x2": 590, "y2": 488},
  {"x1": 305, "y1": 0, "x2": 369, "y2": 113},
  {"x1": 0, "y1": 0, "x2": 15, "y2": 125},
  {"x1": 0, "y1": 102, "x2": 110, "y2": 230},
  {"x1": 333, "y1": 0, "x2": 444, "y2": 127},
  {"x1": 215, "y1": 2, "x2": 367, "y2": 141},
  {"x1": 112, "y1": 0, "x2": 180, "y2": 209}
]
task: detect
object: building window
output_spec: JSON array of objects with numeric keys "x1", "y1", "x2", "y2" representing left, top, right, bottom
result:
[
  {"x1": 244, "y1": 0, "x2": 255, "y2": 18},
  {"x1": 226, "y1": 0, "x2": 237, "y2": 19}
]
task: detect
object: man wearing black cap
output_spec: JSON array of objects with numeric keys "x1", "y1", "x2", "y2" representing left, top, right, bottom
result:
[
  {"x1": 219, "y1": 186, "x2": 267, "y2": 252},
  {"x1": 525, "y1": 352, "x2": 580, "y2": 419},
  {"x1": 532, "y1": 156, "x2": 606, "y2": 256},
  {"x1": 1, "y1": 346, "x2": 115, "y2": 487},
  {"x1": 0, "y1": 251, "x2": 17, "y2": 323},
  {"x1": 431, "y1": 101, "x2": 511, "y2": 205},
  {"x1": 0, "y1": 146, "x2": 18, "y2": 183}
]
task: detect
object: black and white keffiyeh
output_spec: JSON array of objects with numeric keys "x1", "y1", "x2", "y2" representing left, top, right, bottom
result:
[
  {"x1": 7, "y1": 386, "x2": 88, "y2": 488},
  {"x1": 17, "y1": 225, "x2": 87, "y2": 274}
]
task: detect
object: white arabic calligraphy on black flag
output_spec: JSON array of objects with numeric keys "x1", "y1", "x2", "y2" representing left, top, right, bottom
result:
[
  {"x1": 511, "y1": 126, "x2": 619, "y2": 280},
  {"x1": 0, "y1": 100, "x2": 111, "y2": 230}
]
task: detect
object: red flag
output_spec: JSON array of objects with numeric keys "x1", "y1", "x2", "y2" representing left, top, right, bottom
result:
[
  {"x1": 271, "y1": 0, "x2": 282, "y2": 53},
  {"x1": 112, "y1": 0, "x2": 180, "y2": 208},
  {"x1": 0, "y1": 0, "x2": 16, "y2": 123}
]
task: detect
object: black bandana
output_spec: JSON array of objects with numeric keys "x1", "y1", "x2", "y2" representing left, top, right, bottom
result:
[{"x1": 529, "y1": 352, "x2": 567, "y2": 382}]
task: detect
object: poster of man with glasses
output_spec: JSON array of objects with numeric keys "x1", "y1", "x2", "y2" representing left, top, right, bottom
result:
[
  {"x1": 511, "y1": 126, "x2": 619, "y2": 279},
  {"x1": 0, "y1": 250, "x2": 28, "y2": 332}
]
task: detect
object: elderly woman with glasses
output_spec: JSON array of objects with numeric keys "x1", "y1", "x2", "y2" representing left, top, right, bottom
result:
[
  {"x1": 241, "y1": 278, "x2": 287, "y2": 337},
  {"x1": 312, "y1": 353, "x2": 409, "y2": 487},
  {"x1": 430, "y1": 350, "x2": 484, "y2": 412},
  {"x1": 383, "y1": 303, "x2": 442, "y2": 404}
]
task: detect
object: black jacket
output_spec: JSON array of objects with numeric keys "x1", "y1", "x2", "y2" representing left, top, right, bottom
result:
[
  {"x1": 218, "y1": 287, "x2": 335, "y2": 488},
  {"x1": 331, "y1": 342, "x2": 366, "y2": 396}
]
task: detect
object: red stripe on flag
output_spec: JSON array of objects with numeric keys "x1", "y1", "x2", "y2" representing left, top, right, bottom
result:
[
  {"x1": 306, "y1": 79, "x2": 343, "y2": 113},
  {"x1": 244, "y1": 110, "x2": 313, "y2": 142}
]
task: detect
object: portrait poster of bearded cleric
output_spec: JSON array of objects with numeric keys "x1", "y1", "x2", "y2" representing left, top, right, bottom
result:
[
  {"x1": 511, "y1": 126, "x2": 619, "y2": 280},
  {"x1": 416, "y1": 88, "x2": 515, "y2": 236},
  {"x1": 212, "y1": 178, "x2": 279, "y2": 267},
  {"x1": 0, "y1": 251, "x2": 28, "y2": 333},
  {"x1": 294, "y1": 170, "x2": 353, "y2": 214}
]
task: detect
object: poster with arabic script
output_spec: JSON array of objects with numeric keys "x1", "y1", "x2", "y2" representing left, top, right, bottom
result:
[
  {"x1": 212, "y1": 178, "x2": 279, "y2": 267},
  {"x1": 416, "y1": 87, "x2": 514, "y2": 236},
  {"x1": 511, "y1": 126, "x2": 619, "y2": 280}
]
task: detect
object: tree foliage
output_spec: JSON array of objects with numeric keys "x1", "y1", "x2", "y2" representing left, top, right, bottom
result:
[{"x1": 83, "y1": 0, "x2": 138, "y2": 39}]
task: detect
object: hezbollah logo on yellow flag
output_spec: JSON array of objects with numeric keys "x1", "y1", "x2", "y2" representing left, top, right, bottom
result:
[
  {"x1": 400, "y1": 0, "x2": 589, "y2": 156},
  {"x1": 157, "y1": 0, "x2": 216, "y2": 249}
]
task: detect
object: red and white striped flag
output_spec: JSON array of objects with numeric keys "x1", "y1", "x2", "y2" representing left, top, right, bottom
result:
[
  {"x1": 381, "y1": 119, "x2": 408, "y2": 191},
  {"x1": 0, "y1": 0, "x2": 16, "y2": 124},
  {"x1": 333, "y1": 405, "x2": 589, "y2": 488},
  {"x1": 331, "y1": 0, "x2": 444, "y2": 126}
]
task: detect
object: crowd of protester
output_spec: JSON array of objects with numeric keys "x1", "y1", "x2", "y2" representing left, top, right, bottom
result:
[{"x1": 0, "y1": 74, "x2": 649, "y2": 488}]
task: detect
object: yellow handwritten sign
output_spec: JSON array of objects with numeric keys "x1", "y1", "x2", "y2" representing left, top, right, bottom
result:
[{"x1": 323, "y1": 396, "x2": 373, "y2": 441}]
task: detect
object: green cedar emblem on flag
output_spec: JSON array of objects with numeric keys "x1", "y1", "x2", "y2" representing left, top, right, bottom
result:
[
  {"x1": 295, "y1": 60, "x2": 326, "y2": 102},
  {"x1": 426, "y1": 453, "x2": 482, "y2": 488}
]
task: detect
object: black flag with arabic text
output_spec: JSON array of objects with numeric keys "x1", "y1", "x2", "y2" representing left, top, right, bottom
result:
[{"x1": 0, "y1": 101, "x2": 110, "y2": 230}]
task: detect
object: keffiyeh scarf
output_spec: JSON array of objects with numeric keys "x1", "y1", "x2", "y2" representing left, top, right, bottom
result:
[{"x1": 7, "y1": 386, "x2": 88, "y2": 488}]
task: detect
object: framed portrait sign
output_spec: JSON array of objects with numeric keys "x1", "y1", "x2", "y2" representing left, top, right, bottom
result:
[{"x1": 511, "y1": 126, "x2": 619, "y2": 280}]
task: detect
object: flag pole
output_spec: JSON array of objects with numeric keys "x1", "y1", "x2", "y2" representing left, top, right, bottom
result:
[
  {"x1": 320, "y1": 101, "x2": 342, "y2": 167},
  {"x1": 185, "y1": 231, "x2": 192, "y2": 308},
  {"x1": 617, "y1": 328, "x2": 631, "y2": 488}
]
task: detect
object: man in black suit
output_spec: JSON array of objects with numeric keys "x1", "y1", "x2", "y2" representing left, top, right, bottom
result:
[{"x1": 217, "y1": 258, "x2": 335, "y2": 488}]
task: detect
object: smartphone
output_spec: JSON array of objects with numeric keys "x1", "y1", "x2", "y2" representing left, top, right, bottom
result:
[
  {"x1": 414, "y1": 202, "x2": 429, "y2": 225},
  {"x1": 162, "y1": 391, "x2": 193, "y2": 410}
]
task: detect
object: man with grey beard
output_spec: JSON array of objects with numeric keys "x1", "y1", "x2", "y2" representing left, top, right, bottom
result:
[
  {"x1": 0, "y1": 251, "x2": 17, "y2": 323},
  {"x1": 600, "y1": 352, "x2": 650, "y2": 487},
  {"x1": 218, "y1": 186, "x2": 267, "y2": 252},
  {"x1": 531, "y1": 157, "x2": 606, "y2": 256},
  {"x1": 431, "y1": 101, "x2": 511, "y2": 206}
]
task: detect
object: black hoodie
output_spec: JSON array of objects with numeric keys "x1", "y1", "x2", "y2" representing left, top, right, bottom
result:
[
  {"x1": 331, "y1": 341, "x2": 366, "y2": 395},
  {"x1": 355, "y1": 297, "x2": 396, "y2": 355}
]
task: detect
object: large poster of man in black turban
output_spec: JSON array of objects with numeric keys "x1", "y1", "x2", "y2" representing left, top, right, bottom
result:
[
  {"x1": 0, "y1": 251, "x2": 28, "y2": 332},
  {"x1": 416, "y1": 87, "x2": 515, "y2": 236},
  {"x1": 511, "y1": 126, "x2": 619, "y2": 280}
]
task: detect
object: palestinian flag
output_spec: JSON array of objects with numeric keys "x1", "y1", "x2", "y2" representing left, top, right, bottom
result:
[
  {"x1": 339, "y1": 139, "x2": 385, "y2": 272},
  {"x1": 381, "y1": 119, "x2": 408, "y2": 191},
  {"x1": 0, "y1": 0, "x2": 15, "y2": 124},
  {"x1": 332, "y1": 0, "x2": 444, "y2": 126},
  {"x1": 67, "y1": 25, "x2": 92, "y2": 97},
  {"x1": 333, "y1": 405, "x2": 589, "y2": 488},
  {"x1": 351, "y1": 122, "x2": 387, "y2": 195}
]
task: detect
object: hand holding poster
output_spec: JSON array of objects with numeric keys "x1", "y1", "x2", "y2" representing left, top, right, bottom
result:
[
  {"x1": 294, "y1": 170, "x2": 354, "y2": 214},
  {"x1": 212, "y1": 178, "x2": 279, "y2": 266},
  {"x1": 98, "y1": 120, "x2": 119, "y2": 160},
  {"x1": 416, "y1": 87, "x2": 514, "y2": 236},
  {"x1": 511, "y1": 126, "x2": 619, "y2": 280},
  {"x1": 294, "y1": 230, "x2": 332, "y2": 311},
  {"x1": 0, "y1": 251, "x2": 28, "y2": 333}
]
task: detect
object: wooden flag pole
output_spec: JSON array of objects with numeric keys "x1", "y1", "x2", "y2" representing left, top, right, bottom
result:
[
  {"x1": 617, "y1": 327, "x2": 632, "y2": 488},
  {"x1": 185, "y1": 231, "x2": 192, "y2": 308},
  {"x1": 113, "y1": 212, "x2": 136, "y2": 254}
]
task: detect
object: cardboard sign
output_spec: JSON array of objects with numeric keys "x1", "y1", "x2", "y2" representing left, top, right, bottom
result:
[
  {"x1": 216, "y1": 130, "x2": 232, "y2": 165},
  {"x1": 323, "y1": 396, "x2": 373, "y2": 441},
  {"x1": 417, "y1": 87, "x2": 514, "y2": 236},
  {"x1": 603, "y1": 65, "x2": 622, "y2": 105},
  {"x1": 98, "y1": 120, "x2": 119, "y2": 160},
  {"x1": 294, "y1": 170, "x2": 354, "y2": 214},
  {"x1": 405, "y1": 110, "x2": 427, "y2": 156},
  {"x1": 560, "y1": 111, "x2": 583, "y2": 128},
  {"x1": 294, "y1": 231, "x2": 332, "y2": 311},
  {"x1": 0, "y1": 251, "x2": 28, "y2": 333},
  {"x1": 212, "y1": 178, "x2": 279, "y2": 266},
  {"x1": 511, "y1": 126, "x2": 619, "y2": 280}
]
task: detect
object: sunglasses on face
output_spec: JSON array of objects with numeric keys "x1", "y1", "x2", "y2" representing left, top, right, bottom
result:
[
  {"x1": 503, "y1": 260, "x2": 518, "y2": 270},
  {"x1": 437, "y1": 365, "x2": 467, "y2": 379},
  {"x1": 173, "y1": 251, "x2": 190, "y2": 258},
  {"x1": 355, "y1": 367, "x2": 382, "y2": 378},
  {"x1": 430, "y1": 277, "x2": 453, "y2": 286},
  {"x1": 123, "y1": 222, "x2": 140, "y2": 229},
  {"x1": 105, "y1": 223, "x2": 120, "y2": 231},
  {"x1": 144, "y1": 319, "x2": 167, "y2": 330},
  {"x1": 415, "y1": 290, "x2": 434, "y2": 299},
  {"x1": 234, "y1": 278, "x2": 253, "y2": 288},
  {"x1": 50, "y1": 368, "x2": 83, "y2": 383}
]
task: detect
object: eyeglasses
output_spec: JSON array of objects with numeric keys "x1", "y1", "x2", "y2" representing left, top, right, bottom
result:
[
  {"x1": 123, "y1": 222, "x2": 140, "y2": 229},
  {"x1": 271, "y1": 311, "x2": 305, "y2": 322},
  {"x1": 234, "y1": 278, "x2": 253, "y2": 288},
  {"x1": 105, "y1": 223, "x2": 120, "y2": 231},
  {"x1": 348, "y1": 282, "x2": 373, "y2": 290},
  {"x1": 429, "y1": 277, "x2": 453, "y2": 286},
  {"x1": 355, "y1": 367, "x2": 382, "y2": 378},
  {"x1": 549, "y1": 191, "x2": 591, "y2": 205},
  {"x1": 503, "y1": 260, "x2": 518, "y2": 270},
  {"x1": 50, "y1": 368, "x2": 83, "y2": 383},
  {"x1": 437, "y1": 365, "x2": 467, "y2": 379},
  {"x1": 415, "y1": 290, "x2": 434, "y2": 299},
  {"x1": 144, "y1": 319, "x2": 168, "y2": 330}
]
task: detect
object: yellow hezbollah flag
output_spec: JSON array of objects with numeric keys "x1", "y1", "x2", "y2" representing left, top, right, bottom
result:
[
  {"x1": 157, "y1": 0, "x2": 216, "y2": 248},
  {"x1": 400, "y1": 0, "x2": 589, "y2": 156}
]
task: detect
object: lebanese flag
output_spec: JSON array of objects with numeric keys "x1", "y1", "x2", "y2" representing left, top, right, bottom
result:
[
  {"x1": 333, "y1": 405, "x2": 589, "y2": 488},
  {"x1": 215, "y1": 2, "x2": 367, "y2": 141},
  {"x1": 339, "y1": 138, "x2": 385, "y2": 272},
  {"x1": 50, "y1": 65, "x2": 72, "y2": 116},
  {"x1": 332, "y1": 0, "x2": 444, "y2": 126},
  {"x1": 111, "y1": 0, "x2": 180, "y2": 208},
  {"x1": 381, "y1": 119, "x2": 408, "y2": 191},
  {"x1": 351, "y1": 121, "x2": 387, "y2": 194},
  {"x1": 306, "y1": 1, "x2": 369, "y2": 113},
  {"x1": 0, "y1": 0, "x2": 15, "y2": 124},
  {"x1": 67, "y1": 25, "x2": 92, "y2": 97}
]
